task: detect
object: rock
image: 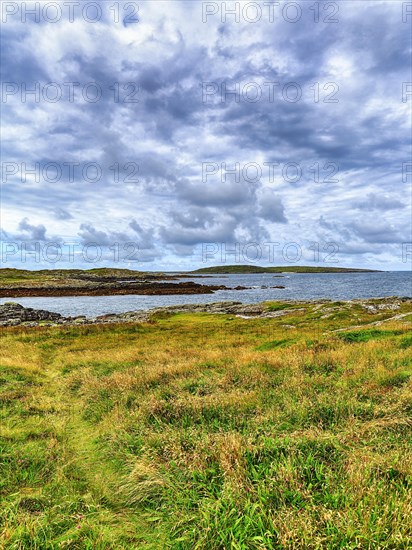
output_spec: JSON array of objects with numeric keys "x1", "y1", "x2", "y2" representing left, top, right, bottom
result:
[
  {"x1": 73, "y1": 317, "x2": 87, "y2": 325},
  {"x1": 0, "y1": 302, "x2": 63, "y2": 326},
  {"x1": 364, "y1": 305, "x2": 378, "y2": 314},
  {"x1": 362, "y1": 301, "x2": 401, "y2": 314},
  {"x1": 272, "y1": 285, "x2": 286, "y2": 289}
]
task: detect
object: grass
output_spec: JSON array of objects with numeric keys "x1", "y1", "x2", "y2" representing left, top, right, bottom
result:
[
  {"x1": 337, "y1": 329, "x2": 404, "y2": 344},
  {"x1": 0, "y1": 299, "x2": 411, "y2": 548},
  {"x1": 255, "y1": 339, "x2": 297, "y2": 351},
  {"x1": 265, "y1": 302, "x2": 298, "y2": 312},
  {"x1": 0, "y1": 267, "x2": 150, "y2": 286}
]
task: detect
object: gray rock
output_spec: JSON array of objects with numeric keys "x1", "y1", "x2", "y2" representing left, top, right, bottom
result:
[{"x1": 0, "y1": 302, "x2": 63, "y2": 326}]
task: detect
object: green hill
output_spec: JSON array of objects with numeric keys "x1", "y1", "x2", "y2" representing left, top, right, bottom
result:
[{"x1": 191, "y1": 265, "x2": 380, "y2": 274}]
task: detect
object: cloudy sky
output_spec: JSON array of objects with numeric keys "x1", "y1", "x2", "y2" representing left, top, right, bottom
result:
[{"x1": 1, "y1": 0, "x2": 411, "y2": 270}]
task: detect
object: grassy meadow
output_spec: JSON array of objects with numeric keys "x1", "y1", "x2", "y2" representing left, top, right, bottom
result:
[{"x1": 0, "y1": 299, "x2": 411, "y2": 548}]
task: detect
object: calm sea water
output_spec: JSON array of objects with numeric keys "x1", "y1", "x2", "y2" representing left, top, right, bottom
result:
[{"x1": 1, "y1": 272, "x2": 411, "y2": 318}]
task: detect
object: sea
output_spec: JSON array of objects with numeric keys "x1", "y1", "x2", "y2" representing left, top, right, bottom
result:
[{"x1": 0, "y1": 271, "x2": 411, "y2": 318}]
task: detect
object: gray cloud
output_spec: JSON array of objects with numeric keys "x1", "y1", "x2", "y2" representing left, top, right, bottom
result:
[
  {"x1": 258, "y1": 188, "x2": 288, "y2": 223},
  {"x1": 18, "y1": 218, "x2": 47, "y2": 241}
]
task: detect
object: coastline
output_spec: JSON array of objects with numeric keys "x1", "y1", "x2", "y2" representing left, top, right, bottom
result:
[{"x1": 1, "y1": 296, "x2": 410, "y2": 328}]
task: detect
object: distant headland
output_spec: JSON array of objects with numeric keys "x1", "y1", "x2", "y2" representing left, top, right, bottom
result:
[{"x1": 190, "y1": 265, "x2": 381, "y2": 274}]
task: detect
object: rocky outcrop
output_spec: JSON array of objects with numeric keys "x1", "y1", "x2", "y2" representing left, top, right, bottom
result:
[
  {"x1": 0, "y1": 300, "x2": 294, "y2": 327},
  {"x1": 0, "y1": 281, "x2": 229, "y2": 298},
  {"x1": 0, "y1": 302, "x2": 64, "y2": 326},
  {"x1": 91, "y1": 302, "x2": 271, "y2": 324},
  {"x1": 361, "y1": 302, "x2": 402, "y2": 314}
]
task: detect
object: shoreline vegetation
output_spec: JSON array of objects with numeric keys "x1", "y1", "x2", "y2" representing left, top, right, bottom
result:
[
  {"x1": 0, "y1": 266, "x2": 381, "y2": 298},
  {"x1": 0, "y1": 297, "x2": 411, "y2": 547}
]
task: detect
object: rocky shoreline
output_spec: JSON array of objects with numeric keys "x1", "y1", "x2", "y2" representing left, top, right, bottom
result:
[
  {"x1": 0, "y1": 281, "x2": 232, "y2": 298},
  {"x1": 0, "y1": 298, "x2": 410, "y2": 328},
  {"x1": 0, "y1": 269, "x2": 241, "y2": 298},
  {"x1": 0, "y1": 301, "x2": 284, "y2": 327}
]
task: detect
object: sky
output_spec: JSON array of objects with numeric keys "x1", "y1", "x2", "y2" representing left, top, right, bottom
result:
[{"x1": 1, "y1": 0, "x2": 411, "y2": 271}]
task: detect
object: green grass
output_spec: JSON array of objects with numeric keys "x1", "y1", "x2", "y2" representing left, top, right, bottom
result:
[
  {"x1": 337, "y1": 329, "x2": 404, "y2": 343},
  {"x1": 265, "y1": 302, "x2": 298, "y2": 312},
  {"x1": 255, "y1": 339, "x2": 297, "y2": 351},
  {"x1": 0, "y1": 299, "x2": 411, "y2": 548}
]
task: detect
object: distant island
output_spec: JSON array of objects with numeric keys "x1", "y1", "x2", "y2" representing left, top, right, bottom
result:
[{"x1": 190, "y1": 265, "x2": 381, "y2": 274}]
